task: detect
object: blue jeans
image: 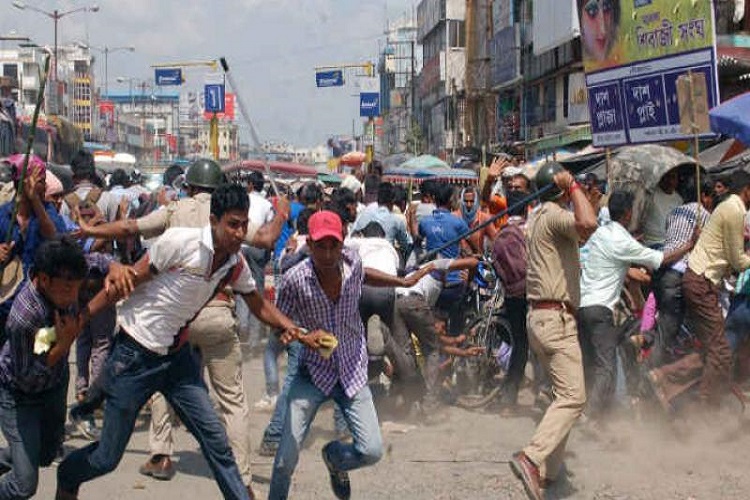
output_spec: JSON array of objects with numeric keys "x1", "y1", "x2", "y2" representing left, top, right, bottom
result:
[
  {"x1": 263, "y1": 342, "x2": 301, "y2": 443},
  {"x1": 264, "y1": 334, "x2": 286, "y2": 396},
  {"x1": 268, "y1": 370, "x2": 383, "y2": 499},
  {"x1": 0, "y1": 374, "x2": 68, "y2": 499},
  {"x1": 726, "y1": 295, "x2": 750, "y2": 352},
  {"x1": 58, "y1": 334, "x2": 248, "y2": 500}
]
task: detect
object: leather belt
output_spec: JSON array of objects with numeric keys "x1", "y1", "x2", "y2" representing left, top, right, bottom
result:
[{"x1": 529, "y1": 300, "x2": 574, "y2": 314}]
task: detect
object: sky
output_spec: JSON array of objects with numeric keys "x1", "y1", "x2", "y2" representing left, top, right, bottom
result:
[{"x1": 1, "y1": 0, "x2": 418, "y2": 147}]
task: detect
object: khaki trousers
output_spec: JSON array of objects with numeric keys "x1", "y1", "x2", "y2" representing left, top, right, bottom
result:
[
  {"x1": 523, "y1": 309, "x2": 586, "y2": 481},
  {"x1": 149, "y1": 301, "x2": 251, "y2": 485}
]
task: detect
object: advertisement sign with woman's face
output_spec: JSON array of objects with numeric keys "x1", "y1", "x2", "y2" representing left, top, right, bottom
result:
[
  {"x1": 578, "y1": 0, "x2": 715, "y2": 73},
  {"x1": 579, "y1": 0, "x2": 621, "y2": 64}
]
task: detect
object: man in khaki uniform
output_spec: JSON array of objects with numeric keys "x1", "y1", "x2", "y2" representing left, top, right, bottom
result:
[
  {"x1": 509, "y1": 162, "x2": 597, "y2": 500},
  {"x1": 77, "y1": 159, "x2": 288, "y2": 498}
]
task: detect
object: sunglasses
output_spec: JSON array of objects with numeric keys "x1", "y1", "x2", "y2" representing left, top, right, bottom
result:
[{"x1": 584, "y1": 0, "x2": 613, "y2": 18}]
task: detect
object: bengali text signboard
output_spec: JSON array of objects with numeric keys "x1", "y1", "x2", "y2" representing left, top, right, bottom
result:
[{"x1": 579, "y1": 0, "x2": 718, "y2": 146}]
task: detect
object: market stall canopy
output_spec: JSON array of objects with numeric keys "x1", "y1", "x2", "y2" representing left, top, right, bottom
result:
[
  {"x1": 382, "y1": 153, "x2": 414, "y2": 169},
  {"x1": 699, "y1": 139, "x2": 746, "y2": 169},
  {"x1": 224, "y1": 159, "x2": 318, "y2": 178},
  {"x1": 400, "y1": 154, "x2": 449, "y2": 170},
  {"x1": 710, "y1": 91, "x2": 750, "y2": 147}
]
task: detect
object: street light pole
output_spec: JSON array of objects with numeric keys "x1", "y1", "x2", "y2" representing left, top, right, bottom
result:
[{"x1": 12, "y1": 2, "x2": 100, "y2": 81}]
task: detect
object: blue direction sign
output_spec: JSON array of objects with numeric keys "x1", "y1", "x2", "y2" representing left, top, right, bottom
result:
[
  {"x1": 204, "y1": 84, "x2": 226, "y2": 113},
  {"x1": 154, "y1": 68, "x2": 183, "y2": 86},
  {"x1": 316, "y1": 70, "x2": 344, "y2": 88},
  {"x1": 359, "y1": 92, "x2": 380, "y2": 117}
]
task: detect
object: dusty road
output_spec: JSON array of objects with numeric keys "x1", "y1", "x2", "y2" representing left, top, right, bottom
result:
[{"x1": 19, "y1": 349, "x2": 750, "y2": 499}]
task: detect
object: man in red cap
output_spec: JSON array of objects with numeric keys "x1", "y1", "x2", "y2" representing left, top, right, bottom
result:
[{"x1": 269, "y1": 210, "x2": 433, "y2": 499}]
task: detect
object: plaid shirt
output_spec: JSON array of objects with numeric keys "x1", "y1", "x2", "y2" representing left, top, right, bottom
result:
[
  {"x1": 0, "y1": 254, "x2": 111, "y2": 394},
  {"x1": 276, "y1": 247, "x2": 368, "y2": 398},
  {"x1": 663, "y1": 202, "x2": 709, "y2": 272}
]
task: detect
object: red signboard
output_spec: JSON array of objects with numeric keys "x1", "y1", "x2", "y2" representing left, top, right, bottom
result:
[{"x1": 203, "y1": 92, "x2": 236, "y2": 121}]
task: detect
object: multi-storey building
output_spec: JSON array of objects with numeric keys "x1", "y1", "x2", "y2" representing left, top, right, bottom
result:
[{"x1": 416, "y1": 0, "x2": 467, "y2": 158}]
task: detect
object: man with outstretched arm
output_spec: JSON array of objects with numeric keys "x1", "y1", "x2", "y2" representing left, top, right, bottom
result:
[{"x1": 56, "y1": 184, "x2": 301, "y2": 500}]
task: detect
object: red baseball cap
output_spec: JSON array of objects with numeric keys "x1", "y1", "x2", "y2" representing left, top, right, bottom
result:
[{"x1": 308, "y1": 210, "x2": 343, "y2": 242}]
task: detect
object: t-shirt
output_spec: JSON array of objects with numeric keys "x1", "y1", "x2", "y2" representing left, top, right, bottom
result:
[
  {"x1": 345, "y1": 237, "x2": 399, "y2": 275},
  {"x1": 525, "y1": 202, "x2": 581, "y2": 308},
  {"x1": 248, "y1": 191, "x2": 274, "y2": 228},
  {"x1": 641, "y1": 187, "x2": 683, "y2": 247}
]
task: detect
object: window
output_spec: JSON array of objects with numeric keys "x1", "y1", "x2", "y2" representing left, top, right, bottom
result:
[
  {"x1": 448, "y1": 20, "x2": 465, "y2": 48},
  {"x1": 563, "y1": 74, "x2": 569, "y2": 119},
  {"x1": 3, "y1": 64, "x2": 18, "y2": 80},
  {"x1": 543, "y1": 78, "x2": 555, "y2": 122}
]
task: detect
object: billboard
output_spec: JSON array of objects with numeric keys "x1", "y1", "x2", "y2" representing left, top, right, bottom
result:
[
  {"x1": 533, "y1": 0, "x2": 580, "y2": 55},
  {"x1": 581, "y1": 0, "x2": 718, "y2": 146},
  {"x1": 360, "y1": 92, "x2": 381, "y2": 117},
  {"x1": 491, "y1": 25, "x2": 520, "y2": 88}
]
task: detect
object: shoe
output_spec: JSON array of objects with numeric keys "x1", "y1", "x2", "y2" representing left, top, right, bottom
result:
[
  {"x1": 321, "y1": 443, "x2": 351, "y2": 500},
  {"x1": 55, "y1": 487, "x2": 78, "y2": 500},
  {"x1": 253, "y1": 394, "x2": 278, "y2": 412},
  {"x1": 510, "y1": 451, "x2": 543, "y2": 500},
  {"x1": 366, "y1": 315, "x2": 385, "y2": 356},
  {"x1": 139, "y1": 454, "x2": 176, "y2": 481},
  {"x1": 52, "y1": 445, "x2": 65, "y2": 466},
  {"x1": 70, "y1": 412, "x2": 100, "y2": 441},
  {"x1": 258, "y1": 439, "x2": 279, "y2": 457}
]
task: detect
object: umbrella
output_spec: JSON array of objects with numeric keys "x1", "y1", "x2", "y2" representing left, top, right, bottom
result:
[
  {"x1": 401, "y1": 154, "x2": 449, "y2": 170},
  {"x1": 339, "y1": 151, "x2": 366, "y2": 166},
  {"x1": 606, "y1": 144, "x2": 698, "y2": 232},
  {"x1": 710, "y1": 91, "x2": 750, "y2": 146}
]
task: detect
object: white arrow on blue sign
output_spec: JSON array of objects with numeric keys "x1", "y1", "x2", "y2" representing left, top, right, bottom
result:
[
  {"x1": 316, "y1": 70, "x2": 344, "y2": 88},
  {"x1": 204, "y1": 84, "x2": 226, "y2": 113},
  {"x1": 155, "y1": 68, "x2": 183, "y2": 86}
]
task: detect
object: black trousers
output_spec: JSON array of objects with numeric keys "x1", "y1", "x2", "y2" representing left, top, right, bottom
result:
[
  {"x1": 578, "y1": 305, "x2": 618, "y2": 418},
  {"x1": 652, "y1": 269, "x2": 685, "y2": 366},
  {"x1": 502, "y1": 297, "x2": 529, "y2": 404}
]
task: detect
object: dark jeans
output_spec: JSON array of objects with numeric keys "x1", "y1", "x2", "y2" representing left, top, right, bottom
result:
[
  {"x1": 578, "y1": 305, "x2": 618, "y2": 418},
  {"x1": 502, "y1": 297, "x2": 529, "y2": 404},
  {"x1": 359, "y1": 285, "x2": 394, "y2": 329},
  {"x1": 75, "y1": 305, "x2": 116, "y2": 396},
  {"x1": 436, "y1": 283, "x2": 466, "y2": 336},
  {"x1": 0, "y1": 374, "x2": 67, "y2": 499},
  {"x1": 58, "y1": 334, "x2": 248, "y2": 499},
  {"x1": 652, "y1": 269, "x2": 685, "y2": 366}
]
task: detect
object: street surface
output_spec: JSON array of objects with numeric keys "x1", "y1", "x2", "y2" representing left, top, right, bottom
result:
[{"x1": 17, "y1": 348, "x2": 750, "y2": 499}]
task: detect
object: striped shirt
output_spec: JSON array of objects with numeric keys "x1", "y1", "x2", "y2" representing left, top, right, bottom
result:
[
  {"x1": 663, "y1": 203, "x2": 709, "y2": 273},
  {"x1": 275, "y1": 247, "x2": 368, "y2": 398},
  {"x1": 0, "y1": 254, "x2": 112, "y2": 393}
]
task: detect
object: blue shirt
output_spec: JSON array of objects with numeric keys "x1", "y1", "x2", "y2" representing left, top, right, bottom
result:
[
  {"x1": 419, "y1": 208, "x2": 469, "y2": 283},
  {"x1": 0, "y1": 201, "x2": 67, "y2": 319},
  {"x1": 274, "y1": 201, "x2": 304, "y2": 259},
  {"x1": 0, "y1": 200, "x2": 67, "y2": 273}
]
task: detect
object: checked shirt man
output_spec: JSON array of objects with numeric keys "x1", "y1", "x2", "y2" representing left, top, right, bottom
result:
[{"x1": 268, "y1": 210, "x2": 433, "y2": 499}]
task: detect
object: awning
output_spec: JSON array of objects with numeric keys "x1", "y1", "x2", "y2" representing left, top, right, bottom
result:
[{"x1": 524, "y1": 125, "x2": 592, "y2": 158}]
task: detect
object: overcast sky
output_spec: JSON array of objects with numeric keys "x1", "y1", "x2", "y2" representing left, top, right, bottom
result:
[{"x1": 1, "y1": 0, "x2": 417, "y2": 147}]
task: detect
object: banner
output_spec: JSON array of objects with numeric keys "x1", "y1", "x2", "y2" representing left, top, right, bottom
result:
[{"x1": 580, "y1": 0, "x2": 718, "y2": 146}]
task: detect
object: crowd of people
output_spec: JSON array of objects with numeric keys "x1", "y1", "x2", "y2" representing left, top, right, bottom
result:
[{"x1": 0, "y1": 148, "x2": 747, "y2": 500}]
